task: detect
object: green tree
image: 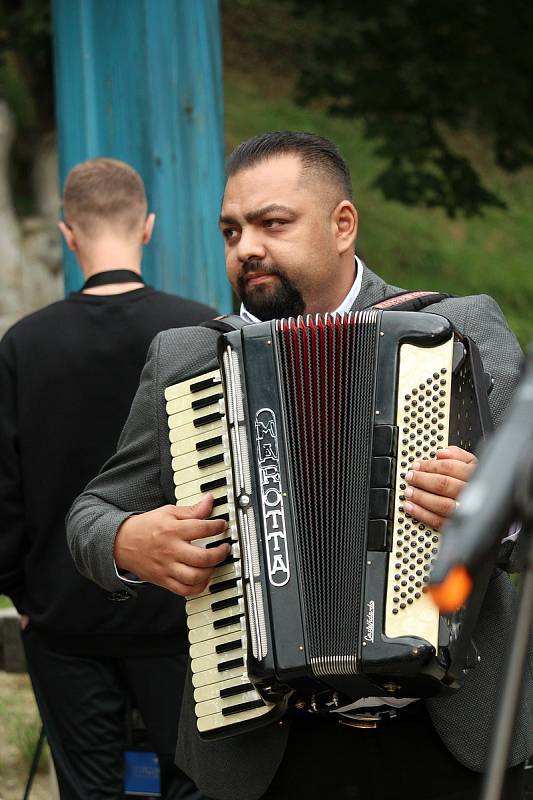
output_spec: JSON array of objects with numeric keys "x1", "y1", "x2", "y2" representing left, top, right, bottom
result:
[
  {"x1": 0, "y1": 0, "x2": 54, "y2": 213},
  {"x1": 292, "y1": 0, "x2": 533, "y2": 216}
]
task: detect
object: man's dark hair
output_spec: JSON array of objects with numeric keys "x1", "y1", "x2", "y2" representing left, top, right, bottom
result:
[{"x1": 225, "y1": 131, "x2": 353, "y2": 201}]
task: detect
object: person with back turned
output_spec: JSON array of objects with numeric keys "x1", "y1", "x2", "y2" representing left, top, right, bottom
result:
[
  {"x1": 66, "y1": 136, "x2": 532, "y2": 799},
  {"x1": 0, "y1": 157, "x2": 216, "y2": 799}
]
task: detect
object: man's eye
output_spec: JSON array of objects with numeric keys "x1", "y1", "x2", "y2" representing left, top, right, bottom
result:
[
  {"x1": 264, "y1": 219, "x2": 286, "y2": 229},
  {"x1": 222, "y1": 227, "x2": 239, "y2": 240}
]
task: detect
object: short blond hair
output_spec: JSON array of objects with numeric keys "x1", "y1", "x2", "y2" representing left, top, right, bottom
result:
[{"x1": 63, "y1": 158, "x2": 147, "y2": 235}]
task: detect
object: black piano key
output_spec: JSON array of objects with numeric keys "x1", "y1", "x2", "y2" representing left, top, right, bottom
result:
[
  {"x1": 211, "y1": 512, "x2": 229, "y2": 522},
  {"x1": 198, "y1": 453, "x2": 225, "y2": 469},
  {"x1": 205, "y1": 536, "x2": 234, "y2": 550},
  {"x1": 218, "y1": 656, "x2": 244, "y2": 673},
  {"x1": 200, "y1": 477, "x2": 227, "y2": 493},
  {"x1": 370, "y1": 456, "x2": 395, "y2": 488},
  {"x1": 213, "y1": 613, "x2": 243, "y2": 630},
  {"x1": 190, "y1": 376, "x2": 220, "y2": 394},
  {"x1": 220, "y1": 682, "x2": 254, "y2": 698},
  {"x1": 222, "y1": 699, "x2": 265, "y2": 717},
  {"x1": 369, "y1": 488, "x2": 394, "y2": 519},
  {"x1": 192, "y1": 393, "x2": 223, "y2": 411},
  {"x1": 212, "y1": 495, "x2": 228, "y2": 508},
  {"x1": 193, "y1": 411, "x2": 224, "y2": 428},
  {"x1": 372, "y1": 425, "x2": 398, "y2": 457},
  {"x1": 196, "y1": 435, "x2": 223, "y2": 452},
  {"x1": 367, "y1": 519, "x2": 392, "y2": 552},
  {"x1": 215, "y1": 638, "x2": 242, "y2": 654},
  {"x1": 211, "y1": 596, "x2": 239, "y2": 612},
  {"x1": 210, "y1": 578, "x2": 238, "y2": 594}
]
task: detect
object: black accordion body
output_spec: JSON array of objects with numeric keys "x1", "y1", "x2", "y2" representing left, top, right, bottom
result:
[{"x1": 164, "y1": 310, "x2": 492, "y2": 738}]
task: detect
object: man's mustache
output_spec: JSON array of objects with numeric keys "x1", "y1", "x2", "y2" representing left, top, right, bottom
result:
[{"x1": 239, "y1": 261, "x2": 283, "y2": 280}]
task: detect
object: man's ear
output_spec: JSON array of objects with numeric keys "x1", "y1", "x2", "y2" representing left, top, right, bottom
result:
[
  {"x1": 142, "y1": 213, "x2": 156, "y2": 245},
  {"x1": 333, "y1": 201, "x2": 358, "y2": 255},
  {"x1": 58, "y1": 221, "x2": 77, "y2": 252}
]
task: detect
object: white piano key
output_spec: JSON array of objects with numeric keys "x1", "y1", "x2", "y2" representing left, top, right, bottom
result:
[
  {"x1": 186, "y1": 584, "x2": 241, "y2": 616},
  {"x1": 171, "y1": 440, "x2": 226, "y2": 472},
  {"x1": 170, "y1": 425, "x2": 227, "y2": 456},
  {"x1": 189, "y1": 629, "x2": 243, "y2": 660},
  {"x1": 168, "y1": 398, "x2": 225, "y2": 431},
  {"x1": 196, "y1": 703, "x2": 273, "y2": 733},
  {"x1": 164, "y1": 370, "x2": 221, "y2": 402},
  {"x1": 193, "y1": 673, "x2": 253, "y2": 703},
  {"x1": 192, "y1": 644, "x2": 245, "y2": 674},
  {"x1": 169, "y1": 417, "x2": 224, "y2": 443},
  {"x1": 195, "y1": 688, "x2": 262, "y2": 718},
  {"x1": 187, "y1": 597, "x2": 245, "y2": 631},
  {"x1": 175, "y1": 479, "x2": 229, "y2": 505},
  {"x1": 188, "y1": 616, "x2": 245, "y2": 646},
  {"x1": 173, "y1": 460, "x2": 230, "y2": 491},
  {"x1": 166, "y1": 386, "x2": 223, "y2": 417},
  {"x1": 192, "y1": 660, "x2": 246, "y2": 689}
]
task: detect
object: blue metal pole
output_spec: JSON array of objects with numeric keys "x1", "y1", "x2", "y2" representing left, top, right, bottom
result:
[{"x1": 51, "y1": 0, "x2": 230, "y2": 312}]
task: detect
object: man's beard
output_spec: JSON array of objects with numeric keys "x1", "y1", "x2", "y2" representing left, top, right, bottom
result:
[{"x1": 237, "y1": 261, "x2": 305, "y2": 321}]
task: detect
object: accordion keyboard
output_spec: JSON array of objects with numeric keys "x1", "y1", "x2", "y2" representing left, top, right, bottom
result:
[{"x1": 165, "y1": 369, "x2": 274, "y2": 734}]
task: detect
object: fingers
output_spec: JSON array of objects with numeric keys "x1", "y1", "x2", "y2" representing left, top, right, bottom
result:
[
  {"x1": 403, "y1": 447, "x2": 477, "y2": 529},
  {"x1": 175, "y1": 515, "x2": 228, "y2": 543},
  {"x1": 406, "y1": 451, "x2": 477, "y2": 491},
  {"x1": 403, "y1": 490, "x2": 456, "y2": 530},
  {"x1": 161, "y1": 539, "x2": 231, "y2": 596},
  {"x1": 182, "y1": 539, "x2": 231, "y2": 568},
  {"x1": 435, "y1": 446, "x2": 477, "y2": 465},
  {"x1": 172, "y1": 494, "x2": 216, "y2": 521},
  {"x1": 160, "y1": 575, "x2": 210, "y2": 597},
  {"x1": 406, "y1": 465, "x2": 467, "y2": 496}
]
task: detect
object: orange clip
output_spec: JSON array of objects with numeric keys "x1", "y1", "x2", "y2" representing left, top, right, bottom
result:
[{"x1": 428, "y1": 565, "x2": 473, "y2": 613}]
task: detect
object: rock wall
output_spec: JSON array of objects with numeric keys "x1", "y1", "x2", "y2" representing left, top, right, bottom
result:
[{"x1": 0, "y1": 102, "x2": 63, "y2": 338}]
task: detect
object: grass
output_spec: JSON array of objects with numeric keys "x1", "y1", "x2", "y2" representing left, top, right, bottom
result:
[{"x1": 0, "y1": 672, "x2": 51, "y2": 796}]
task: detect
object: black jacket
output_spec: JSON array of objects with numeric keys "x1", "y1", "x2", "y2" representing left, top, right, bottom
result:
[{"x1": 0, "y1": 285, "x2": 217, "y2": 655}]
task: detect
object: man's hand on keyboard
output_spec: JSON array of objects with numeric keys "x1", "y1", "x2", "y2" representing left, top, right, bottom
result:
[
  {"x1": 113, "y1": 494, "x2": 229, "y2": 595},
  {"x1": 403, "y1": 446, "x2": 478, "y2": 530}
]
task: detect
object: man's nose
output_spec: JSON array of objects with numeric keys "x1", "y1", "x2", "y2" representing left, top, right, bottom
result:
[{"x1": 236, "y1": 227, "x2": 267, "y2": 263}]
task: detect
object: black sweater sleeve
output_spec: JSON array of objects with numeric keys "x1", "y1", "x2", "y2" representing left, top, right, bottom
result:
[{"x1": 0, "y1": 332, "x2": 27, "y2": 610}]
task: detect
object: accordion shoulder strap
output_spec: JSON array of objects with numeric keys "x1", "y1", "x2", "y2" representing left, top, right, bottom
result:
[
  {"x1": 200, "y1": 294, "x2": 454, "y2": 333},
  {"x1": 199, "y1": 314, "x2": 250, "y2": 334},
  {"x1": 370, "y1": 290, "x2": 453, "y2": 312}
]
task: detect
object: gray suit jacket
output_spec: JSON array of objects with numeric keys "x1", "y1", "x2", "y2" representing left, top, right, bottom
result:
[{"x1": 67, "y1": 265, "x2": 532, "y2": 800}]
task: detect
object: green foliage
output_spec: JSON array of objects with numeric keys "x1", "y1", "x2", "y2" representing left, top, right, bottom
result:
[
  {"x1": 223, "y1": 71, "x2": 533, "y2": 348},
  {"x1": 0, "y1": 0, "x2": 54, "y2": 214},
  {"x1": 290, "y1": 0, "x2": 533, "y2": 217},
  {"x1": 0, "y1": 0, "x2": 53, "y2": 131}
]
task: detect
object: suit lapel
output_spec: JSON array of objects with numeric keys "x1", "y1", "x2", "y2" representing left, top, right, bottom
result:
[{"x1": 351, "y1": 260, "x2": 405, "y2": 311}]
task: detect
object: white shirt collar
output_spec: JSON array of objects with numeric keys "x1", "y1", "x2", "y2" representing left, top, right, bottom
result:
[{"x1": 239, "y1": 256, "x2": 364, "y2": 323}]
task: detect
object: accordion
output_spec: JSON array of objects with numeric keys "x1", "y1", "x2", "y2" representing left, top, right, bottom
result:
[{"x1": 164, "y1": 310, "x2": 492, "y2": 739}]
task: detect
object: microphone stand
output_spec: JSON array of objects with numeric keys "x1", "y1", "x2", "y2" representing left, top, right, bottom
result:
[
  {"x1": 429, "y1": 347, "x2": 533, "y2": 800},
  {"x1": 481, "y1": 474, "x2": 533, "y2": 800}
]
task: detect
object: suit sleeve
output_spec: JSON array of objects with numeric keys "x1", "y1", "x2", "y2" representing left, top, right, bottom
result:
[
  {"x1": 66, "y1": 333, "x2": 167, "y2": 592},
  {"x1": 462, "y1": 294, "x2": 523, "y2": 427},
  {"x1": 0, "y1": 334, "x2": 27, "y2": 610}
]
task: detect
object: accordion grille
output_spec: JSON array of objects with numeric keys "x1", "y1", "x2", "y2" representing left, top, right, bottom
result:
[{"x1": 276, "y1": 312, "x2": 378, "y2": 676}]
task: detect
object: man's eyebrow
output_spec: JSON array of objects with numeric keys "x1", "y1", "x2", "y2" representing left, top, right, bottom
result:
[{"x1": 219, "y1": 204, "x2": 296, "y2": 226}]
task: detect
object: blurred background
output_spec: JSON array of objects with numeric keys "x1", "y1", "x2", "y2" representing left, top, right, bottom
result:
[
  {"x1": 1, "y1": 1, "x2": 533, "y2": 795},
  {"x1": 1, "y1": 0, "x2": 533, "y2": 343}
]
